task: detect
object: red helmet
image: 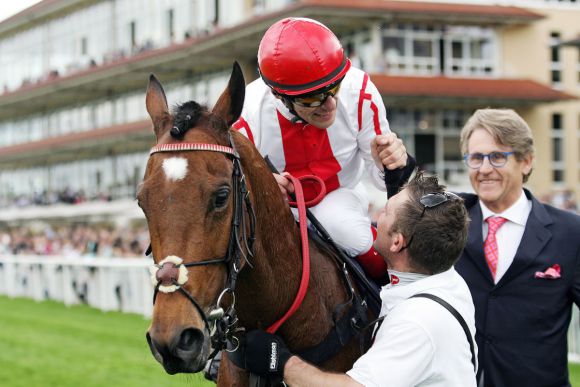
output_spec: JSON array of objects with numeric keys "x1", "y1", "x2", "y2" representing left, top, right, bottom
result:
[{"x1": 258, "y1": 17, "x2": 351, "y2": 96}]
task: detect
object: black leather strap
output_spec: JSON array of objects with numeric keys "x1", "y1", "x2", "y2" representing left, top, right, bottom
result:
[{"x1": 411, "y1": 293, "x2": 476, "y2": 371}]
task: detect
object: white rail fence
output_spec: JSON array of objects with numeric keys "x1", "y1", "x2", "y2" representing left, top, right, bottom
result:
[
  {"x1": 1, "y1": 255, "x2": 579, "y2": 362},
  {"x1": 0, "y1": 255, "x2": 153, "y2": 317}
]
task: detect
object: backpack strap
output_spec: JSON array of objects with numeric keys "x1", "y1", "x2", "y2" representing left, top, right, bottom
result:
[{"x1": 411, "y1": 293, "x2": 476, "y2": 372}]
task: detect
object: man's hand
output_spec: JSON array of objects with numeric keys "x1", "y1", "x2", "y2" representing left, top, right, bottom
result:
[
  {"x1": 371, "y1": 133, "x2": 407, "y2": 170},
  {"x1": 274, "y1": 172, "x2": 295, "y2": 197},
  {"x1": 230, "y1": 330, "x2": 292, "y2": 379}
]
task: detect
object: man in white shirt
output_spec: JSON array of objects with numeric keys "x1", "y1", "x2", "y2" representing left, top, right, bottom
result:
[
  {"x1": 455, "y1": 108, "x2": 580, "y2": 387},
  {"x1": 233, "y1": 172, "x2": 477, "y2": 386}
]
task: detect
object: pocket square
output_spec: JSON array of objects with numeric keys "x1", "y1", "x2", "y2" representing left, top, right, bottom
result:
[{"x1": 534, "y1": 264, "x2": 561, "y2": 279}]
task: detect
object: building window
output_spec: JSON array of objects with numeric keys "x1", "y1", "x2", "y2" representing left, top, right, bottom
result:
[
  {"x1": 130, "y1": 21, "x2": 137, "y2": 51},
  {"x1": 444, "y1": 26, "x2": 496, "y2": 76},
  {"x1": 80, "y1": 37, "x2": 88, "y2": 56},
  {"x1": 167, "y1": 9, "x2": 175, "y2": 41},
  {"x1": 382, "y1": 24, "x2": 440, "y2": 75},
  {"x1": 380, "y1": 24, "x2": 496, "y2": 77},
  {"x1": 213, "y1": 0, "x2": 219, "y2": 26},
  {"x1": 551, "y1": 113, "x2": 565, "y2": 183},
  {"x1": 550, "y1": 32, "x2": 562, "y2": 87},
  {"x1": 388, "y1": 107, "x2": 471, "y2": 184}
]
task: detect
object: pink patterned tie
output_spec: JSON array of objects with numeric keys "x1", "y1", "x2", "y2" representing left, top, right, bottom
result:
[{"x1": 484, "y1": 216, "x2": 507, "y2": 279}]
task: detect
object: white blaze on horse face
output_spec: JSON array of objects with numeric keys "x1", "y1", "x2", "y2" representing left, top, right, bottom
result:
[{"x1": 162, "y1": 157, "x2": 188, "y2": 181}]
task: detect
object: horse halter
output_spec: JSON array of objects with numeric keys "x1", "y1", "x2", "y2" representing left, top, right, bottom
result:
[{"x1": 147, "y1": 135, "x2": 256, "y2": 355}]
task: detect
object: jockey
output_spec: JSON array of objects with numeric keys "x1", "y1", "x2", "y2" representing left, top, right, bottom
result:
[{"x1": 233, "y1": 17, "x2": 414, "y2": 282}]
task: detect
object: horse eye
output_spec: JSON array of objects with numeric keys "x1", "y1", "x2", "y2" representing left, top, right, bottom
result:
[{"x1": 213, "y1": 187, "x2": 230, "y2": 209}]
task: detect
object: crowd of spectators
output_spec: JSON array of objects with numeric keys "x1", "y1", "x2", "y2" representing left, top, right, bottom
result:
[
  {"x1": 0, "y1": 187, "x2": 114, "y2": 209},
  {"x1": 0, "y1": 223, "x2": 149, "y2": 258}
]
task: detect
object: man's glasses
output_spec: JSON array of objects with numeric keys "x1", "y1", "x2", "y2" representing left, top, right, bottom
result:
[
  {"x1": 290, "y1": 81, "x2": 342, "y2": 108},
  {"x1": 402, "y1": 192, "x2": 461, "y2": 250},
  {"x1": 463, "y1": 151, "x2": 514, "y2": 169}
]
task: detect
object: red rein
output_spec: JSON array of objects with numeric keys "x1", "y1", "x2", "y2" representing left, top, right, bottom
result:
[{"x1": 266, "y1": 174, "x2": 325, "y2": 333}]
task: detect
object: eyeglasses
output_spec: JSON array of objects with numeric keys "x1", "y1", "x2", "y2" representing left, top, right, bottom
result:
[
  {"x1": 290, "y1": 81, "x2": 342, "y2": 108},
  {"x1": 402, "y1": 192, "x2": 460, "y2": 250},
  {"x1": 463, "y1": 151, "x2": 515, "y2": 169}
]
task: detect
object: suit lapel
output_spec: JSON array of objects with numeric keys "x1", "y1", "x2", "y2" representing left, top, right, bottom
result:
[
  {"x1": 496, "y1": 191, "x2": 553, "y2": 287},
  {"x1": 463, "y1": 202, "x2": 495, "y2": 284}
]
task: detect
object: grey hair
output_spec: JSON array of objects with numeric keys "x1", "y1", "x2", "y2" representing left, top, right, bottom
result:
[{"x1": 460, "y1": 108, "x2": 534, "y2": 182}]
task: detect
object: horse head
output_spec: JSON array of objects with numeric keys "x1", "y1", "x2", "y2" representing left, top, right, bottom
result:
[{"x1": 141, "y1": 63, "x2": 248, "y2": 374}]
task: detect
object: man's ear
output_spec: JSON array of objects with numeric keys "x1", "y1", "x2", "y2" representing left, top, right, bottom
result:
[
  {"x1": 390, "y1": 232, "x2": 406, "y2": 253},
  {"x1": 521, "y1": 153, "x2": 534, "y2": 176}
]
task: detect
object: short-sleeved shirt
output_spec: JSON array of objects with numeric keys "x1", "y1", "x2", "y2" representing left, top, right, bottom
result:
[{"x1": 347, "y1": 268, "x2": 477, "y2": 387}]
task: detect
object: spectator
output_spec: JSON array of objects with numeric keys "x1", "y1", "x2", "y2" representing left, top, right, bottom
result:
[{"x1": 455, "y1": 108, "x2": 580, "y2": 387}]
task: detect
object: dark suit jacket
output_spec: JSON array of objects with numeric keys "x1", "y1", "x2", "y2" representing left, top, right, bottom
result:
[{"x1": 455, "y1": 189, "x2": 580, "y2": 387}]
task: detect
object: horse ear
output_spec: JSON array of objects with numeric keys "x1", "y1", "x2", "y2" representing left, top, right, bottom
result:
[
  {"x1": 212, "y1": 61, "x2": 246, "y2": 127},
  {"x1": 146, "y1": 74, "x2": 170, "y2": 138}
]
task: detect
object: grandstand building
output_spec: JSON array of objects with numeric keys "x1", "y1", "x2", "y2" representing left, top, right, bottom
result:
[{"x1": 0, "y1": 0, "x2": 578, "y2": 220}]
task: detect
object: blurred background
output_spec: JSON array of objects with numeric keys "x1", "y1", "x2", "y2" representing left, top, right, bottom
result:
[{"x1": 0, "y1": 0, "x2": 578, "y2": 386}]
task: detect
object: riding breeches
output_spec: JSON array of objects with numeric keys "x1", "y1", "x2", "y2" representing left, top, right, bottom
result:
[{"x1": 291, "y1": 183, "x2": 372, "y2": 257}]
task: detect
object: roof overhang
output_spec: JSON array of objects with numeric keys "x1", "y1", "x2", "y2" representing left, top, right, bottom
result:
[
  {"x1": 0, "y1": 0, "x2": 544, "y2": 121},
  {"x1": 0, "y1": 120, "x2": 154, "y2": 169},
  {"x1": 372, "y1": 75, "x2": 576, "y2": 107}
]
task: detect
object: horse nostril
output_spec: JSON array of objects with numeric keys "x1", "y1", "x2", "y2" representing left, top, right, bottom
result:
[{"x1": 178, "y1": 328, "x2": 203, "y2": 352}]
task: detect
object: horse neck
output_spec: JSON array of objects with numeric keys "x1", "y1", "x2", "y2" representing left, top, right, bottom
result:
[{"x1": 233, "y1": 134, "x2": 305, "y2": 327}]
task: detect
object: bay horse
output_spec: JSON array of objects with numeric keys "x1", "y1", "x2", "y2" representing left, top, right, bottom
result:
[{"x1": 142, "y1": 63, "x2": 373, "y2": 385}]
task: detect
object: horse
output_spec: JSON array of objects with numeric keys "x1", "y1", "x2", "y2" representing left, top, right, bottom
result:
[{"x1": 142, "y1": 62, "x2": 373, "y2": 385}]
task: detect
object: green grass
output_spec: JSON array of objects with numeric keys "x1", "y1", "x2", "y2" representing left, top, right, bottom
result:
[
  {"x1": 0, "y1": 296, "x2": 213, "y2": 387},
  {"x1": 2, "y1": 296, "x2": 580, "y2": 387},
  {"x1": 571, "y1": 363, "x2": 580, "y2": 386}
]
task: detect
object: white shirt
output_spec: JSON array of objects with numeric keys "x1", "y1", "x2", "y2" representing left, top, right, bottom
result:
[
  {"x1": 347, "y1": 268, "x2": 477, "y2": 387},
  {"x1": 234, "y1": 67, "x2": 390, "y2": 194},
  {"x1": 480, "y1": 190, "x2": 532, "y2": 283}
]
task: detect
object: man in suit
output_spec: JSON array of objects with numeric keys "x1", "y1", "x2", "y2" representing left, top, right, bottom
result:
[{"x1": 455, "y1": 108, "x2": 580, "y2": 387}]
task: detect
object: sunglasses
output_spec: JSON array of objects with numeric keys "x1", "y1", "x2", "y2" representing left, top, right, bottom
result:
[
  {"x1": 402, "y1": 192, "x2": 461, "y2": 250},
  {"x1": 289, "y1": 81, "x2": 342, "y2": 108}
]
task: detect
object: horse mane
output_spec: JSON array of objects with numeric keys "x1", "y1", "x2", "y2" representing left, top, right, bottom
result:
[
  {"x1": 171, "y1": 101, "x2": 205, "y2": 137},
  {"x1": 171, "y1": 101, "x2": 230, "y2": 141}
]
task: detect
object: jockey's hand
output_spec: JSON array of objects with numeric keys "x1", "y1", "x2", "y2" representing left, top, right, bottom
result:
[
  {"x1": 274, "y1": 172, "x2": 295, "y2": 198},
  {"x1": 228, "y1": 330, "x2": 292, "y2": 380},
  {"x1": 371, "y1": 133, "x2": 407, "y2": 170}
]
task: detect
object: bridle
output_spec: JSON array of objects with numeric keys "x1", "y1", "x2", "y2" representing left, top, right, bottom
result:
[{"x1": 147, "y1": 135, "x2": 256, "y2": 356}]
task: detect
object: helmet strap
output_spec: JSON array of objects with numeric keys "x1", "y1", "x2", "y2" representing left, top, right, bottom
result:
[{"x1": 272, "y1": 90, "x2": 307, "y2": 124}]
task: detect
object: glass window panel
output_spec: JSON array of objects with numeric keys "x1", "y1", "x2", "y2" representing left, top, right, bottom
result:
[
  {"x1": 553, "y1": 138, "x2": 563, "y2": 161},
  {"x1": 383, "y1": 36, "x2": 405, "y2": 57},
  {"x1": 552, "y1": 113, "x2": 562, "y2": 129},
  {"x1": 443, "y1": 136, "x2": 462, "y2": 160},
  {"x1": 413, "y1": 39, "x2": 433, "y2": 57},
  {"x1": 452, "y1": 41, "x2": 463, "y2": 59}
]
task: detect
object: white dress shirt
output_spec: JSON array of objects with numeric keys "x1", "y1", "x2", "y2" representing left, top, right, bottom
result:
[{"x1": 480, "y1": 190, "x2": 532, "y2": 283}]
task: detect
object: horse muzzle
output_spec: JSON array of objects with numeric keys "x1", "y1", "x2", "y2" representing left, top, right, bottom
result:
[{"x1": 146, "y1": 327, "x2": 211, "y2": 374}]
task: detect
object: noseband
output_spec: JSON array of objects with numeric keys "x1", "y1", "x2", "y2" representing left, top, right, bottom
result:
[{"x1": 147, "y1": 135, "x2": 256, "y2": 354}]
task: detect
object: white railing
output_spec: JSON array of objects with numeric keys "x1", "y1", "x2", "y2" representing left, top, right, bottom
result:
[
  {"x1": 1, "y1": 254, "x2": 579, "y2": 362},
  {"x1": 0, "y1": 255, "x2": 153, "y2": 317}
]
